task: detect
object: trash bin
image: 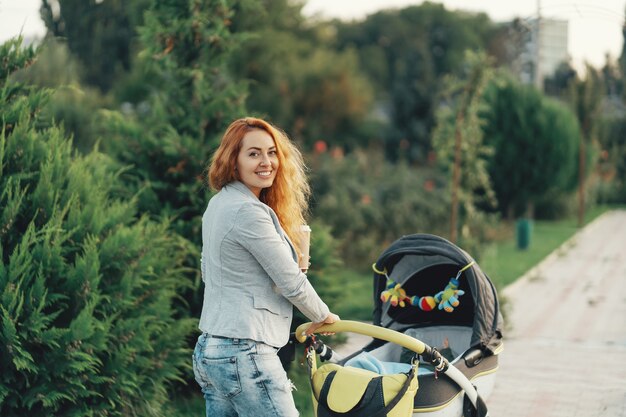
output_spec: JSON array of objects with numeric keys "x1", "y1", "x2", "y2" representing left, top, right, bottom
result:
[{"x1": 516, "y1": 218, "x2": 532, "y2": 250}]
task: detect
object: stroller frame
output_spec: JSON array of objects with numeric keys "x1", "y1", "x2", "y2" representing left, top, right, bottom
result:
[{"x1": 296, "y1": 321, "x2": 489, "y2": 417}]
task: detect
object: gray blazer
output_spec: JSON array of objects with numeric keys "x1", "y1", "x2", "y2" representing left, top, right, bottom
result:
[{"x1": 198, "y1": 181, "x2": 329, "y2": 347}]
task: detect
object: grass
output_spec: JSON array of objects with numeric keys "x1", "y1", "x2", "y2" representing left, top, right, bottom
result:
[
  {"x1": 328, "y1": 268, "x2": 374, "y2": 321},
  {"x1": 289, "y1": 363, "x2": 317, "y2": 417},
  {"x1": 479, "y1": 205, "x2": 610, "y2": 289},
  {"x1": 168, "y1": 392, "x2": 204, "y2": 417}
]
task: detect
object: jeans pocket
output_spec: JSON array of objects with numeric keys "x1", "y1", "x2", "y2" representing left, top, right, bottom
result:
[{"x1": 201, "y1": 356, "x2": 242, "y2": 398}]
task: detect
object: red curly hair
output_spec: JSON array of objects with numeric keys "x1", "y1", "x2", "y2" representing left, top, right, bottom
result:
[{"x1": 208, "y1": 117, "x2": 310, "y2": 251}]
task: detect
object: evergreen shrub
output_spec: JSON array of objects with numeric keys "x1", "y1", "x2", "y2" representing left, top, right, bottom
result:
[{"x1": 0, "y1": 38, "x2": 194, "y2": 417}]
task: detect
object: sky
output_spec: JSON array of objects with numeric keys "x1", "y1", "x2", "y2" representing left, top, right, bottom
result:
[{"x1": 0, "y1": 0, "x2": 624, "y2": 71}]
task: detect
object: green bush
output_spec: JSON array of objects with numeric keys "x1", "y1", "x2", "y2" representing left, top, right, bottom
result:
[
  {"x1": 0, "y1": 38, "x2": 194, "y2": 417},
  {"x1": 309, "y1": 148, "x2": 450, "y2": 269},
  {"x1": 99, "y1": 0, "x2": 249, "y2": 319},
  {"x1": 9, "y1": 38, "x2": 107, "y2": 154},
  {"x1": 482, "y1": 76, "x2": 581, "y2": 218}
]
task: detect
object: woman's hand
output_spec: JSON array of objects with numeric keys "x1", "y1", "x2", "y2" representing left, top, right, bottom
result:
[{"x1": 305, "y1": 313, "x2": 340, "y2": 336}]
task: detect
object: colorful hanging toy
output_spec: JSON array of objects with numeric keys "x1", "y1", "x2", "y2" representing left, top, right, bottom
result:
[{"x1": 375, "y1": 261, "x2": 474, "y2": 313}]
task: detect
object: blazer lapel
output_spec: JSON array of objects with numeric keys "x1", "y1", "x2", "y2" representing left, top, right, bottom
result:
[{"x1": 229, "y1": 181, "x2": 298, "y2": 262}]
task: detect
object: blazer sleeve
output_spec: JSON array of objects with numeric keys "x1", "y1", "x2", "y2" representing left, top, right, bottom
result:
[{"x1": 233, "y1": 203, "x2": 330, "y2": 323}]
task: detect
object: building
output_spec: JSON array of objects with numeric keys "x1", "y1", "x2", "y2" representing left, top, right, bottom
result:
[{"x1": 508, "y1": 17, "x2": 569, "y2": 90}]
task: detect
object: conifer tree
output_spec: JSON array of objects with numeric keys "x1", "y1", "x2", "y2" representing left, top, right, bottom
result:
[
  {"x1": 104, "y1": 0, "x2": 247, "y2": 234},
  {"x1": 432, "y1": 51, "x2": 497, "y2": 252},
  {"x1": 101, "y1": 0, "x2": 247, "y2": 315},
  {"x1": 0, "y1": 38, "x2": 194, "y2": 417}
]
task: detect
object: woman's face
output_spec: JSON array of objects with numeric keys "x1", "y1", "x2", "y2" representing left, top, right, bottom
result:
[{"x1": 236, "y1": 129, "x2": 279, "y2": 197}]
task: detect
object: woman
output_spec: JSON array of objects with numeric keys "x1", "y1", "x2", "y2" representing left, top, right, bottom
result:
[{"x1": 193, "y1": 117, "x2": 340, "y2": 417}]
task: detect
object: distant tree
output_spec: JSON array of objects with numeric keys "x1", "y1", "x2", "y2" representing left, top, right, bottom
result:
[
  {"x1": 334, "y1": 3, "x2": 498, "y2": 161},
  {"x1": 597, "y1": 116, "x2": 626, "y2": 202},
  {"x1": 0, "y1": 37, "x2": 193, "y2": 417},
  {"x1": 544, "y1": 61, "x2": 577, "y2": 98},
  {"x1": 567, "y1": 65, "x2": 604, "y2": 225},
  {"x1": 229, "y1": 0, "x2": 375, "y2": 150},
  {"x1": 40, "y1": 0, "x2": 150, "y2": 92},
  {"x1": 620, "y1": 7, "x2": 626, "y2": 99},
  {"x1": 432, "y1": 51, "x2": 497, "y2": 251},
  {"x1": 600, "y1": 54, "x2": 622, "y2": 98},
  {"x1": 310, "y1": 148, "x2": 450, "y2": 268},
  {"x1": 482, "y1": 75, "x2": 581, "y2": 219},
  {"x1": 100, "y1": 0, "x2": 247, "y2": 319},
  {"x1": 9, "y1": 38, "x2": 106, "y2": 154},
  {"x1": 103, "y1": 0, "x2": 247, "y2": 237}
]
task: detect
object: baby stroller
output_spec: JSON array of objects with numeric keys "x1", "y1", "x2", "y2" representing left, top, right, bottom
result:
[{"x1": 296, "y1": 234, "x2": 503, "y2": 417}]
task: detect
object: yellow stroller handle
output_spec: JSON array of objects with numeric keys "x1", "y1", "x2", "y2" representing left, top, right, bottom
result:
[
  {"x1": 295, "y1": 320, "x2": 427, "y2": 354},
  {"x1": 295, "y1": 320, "x2": 487, "y2": 414}
]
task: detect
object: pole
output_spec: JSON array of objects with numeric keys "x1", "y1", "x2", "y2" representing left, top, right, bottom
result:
[
  {"x1": 450, "y1": 109, "x2": 464, "y2": 244},
  {"x1": 578, "y1": 134, "x2": 586, "y2": 227},
  {"x1": 535, "y1": 0, "x2": 542, "y2": 91}
]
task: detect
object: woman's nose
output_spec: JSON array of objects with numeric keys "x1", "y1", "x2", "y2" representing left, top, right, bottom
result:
[{"x1": 260, "y1": 153, "x2": 272, "y2": 166}]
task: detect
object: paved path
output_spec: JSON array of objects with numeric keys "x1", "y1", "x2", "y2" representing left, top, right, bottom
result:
[{"x1": 489, "y1": 210, "x2": 626, "y2": 417}]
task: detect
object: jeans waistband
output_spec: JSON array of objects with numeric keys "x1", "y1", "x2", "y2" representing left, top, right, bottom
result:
[{"x1": 205, "y1": 334, "x2": 246, "y2": 344}]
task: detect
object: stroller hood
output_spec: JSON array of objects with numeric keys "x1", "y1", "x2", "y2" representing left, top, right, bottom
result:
[{"x1": 373, "y1": 234, "x2": 503, "y2": 354}]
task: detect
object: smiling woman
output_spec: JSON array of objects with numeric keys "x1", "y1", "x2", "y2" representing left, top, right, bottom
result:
[
  {"x1": 194, "y1": 117, "x2": 340, "y2": 417},
  {"x1": 235, "y1": 129, "x2": 280, "y2": 197}
]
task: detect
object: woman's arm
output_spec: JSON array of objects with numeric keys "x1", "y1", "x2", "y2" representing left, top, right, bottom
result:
[{"x1": 234, "y1": 203, "x2": 330, "y2": 323}]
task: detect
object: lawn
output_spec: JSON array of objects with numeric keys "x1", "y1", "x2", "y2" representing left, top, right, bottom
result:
[{"x1": 479, "y1": 205, "x2": 610, "y2": 289}]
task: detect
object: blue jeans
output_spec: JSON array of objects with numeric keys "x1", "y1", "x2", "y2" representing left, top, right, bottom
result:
[{"x1": 193, "y1": 333, "x2": 299, "y2": 417}]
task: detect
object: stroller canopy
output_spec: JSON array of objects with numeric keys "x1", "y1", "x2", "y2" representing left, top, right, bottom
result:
[{"x1": 373, "y1": 234, "x2": 503, "y2": 354}]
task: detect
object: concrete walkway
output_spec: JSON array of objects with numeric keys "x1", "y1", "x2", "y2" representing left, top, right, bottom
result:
[{"x1": 488, "y1": 210, "x2": 626, "y2": 417}]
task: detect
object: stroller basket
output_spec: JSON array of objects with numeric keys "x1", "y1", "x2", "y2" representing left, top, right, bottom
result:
[{"x1": 296, "y1": 321, "x2": 489, "y2": 417}]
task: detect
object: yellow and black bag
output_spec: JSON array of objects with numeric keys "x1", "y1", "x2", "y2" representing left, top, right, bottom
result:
[{"x1": 308, "y1": 360, "x2": 418, "y2": 417}]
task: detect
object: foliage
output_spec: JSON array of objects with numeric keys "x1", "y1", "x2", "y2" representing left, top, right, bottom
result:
[
  {"x1": 481, "y1": 75, "x2": 581, "y2": 218},
  {"x1": 596, "y1": 115, "x2": 626, "y2": 202},
  {"x1": 290, "y1": 219, "x2": 343, "y2": 329},
  {"x1": 229, "y1": 0, "x2": 375, "y2": 150},
  {"x1": 568, "y1": 65, "x2": 603, "y2": 143},
  {"x1": 309, "y1": 148, "x2": 450, "y2": 269},
  {"x1": 101, "y1": 0, "x2": 249, "y2": 318},
  {"x1": 40, "y1": 0, "x2": 151, "y2": 92},
  {"x1": 333, "y1": 3, "x2": 498, "y2": 161},
  {"x1": 0, "y1": 38, "x2": 194, "y2": 417},
  {"x1": 10, "y1": 38, "x2": 107, "y2": 154},
  {"x1": 103, "y1": 0, "x2": 247, "y2": 222},
  {"x1": 544, "y1": 61, "x2": 578, "y2": 98},
  {"x1": 134, "y1": 0, "x2": 247, "y2": 143},
  {"x1": 479, "y1": 205, "x2": 611, "y2": 290},
  {"x1": 432, "y1": 50, "x2": 497, "y2": 253}
]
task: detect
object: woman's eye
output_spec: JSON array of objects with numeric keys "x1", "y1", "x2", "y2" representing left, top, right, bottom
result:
[
  {"x1": 269, "y1": 150, "x2": 277, "y2": 155},
  {"x1": 249, "y1": 152, "x2": 259, "y2": 157}
]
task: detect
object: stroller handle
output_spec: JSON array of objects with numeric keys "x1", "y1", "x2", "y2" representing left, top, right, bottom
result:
[
  {"x1": 295, "y1": 320, "x2": 428, "y2": 355},
  {"x1": 295, "y1": 320, "x2": 487, "y2": 415}
]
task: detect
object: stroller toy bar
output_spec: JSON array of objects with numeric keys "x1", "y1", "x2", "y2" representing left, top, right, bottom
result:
[
  {"x1": 379, "y1": 279, "x2": 436, "y2": 310},
  {"x1": 375, "y1": 261, "x2": 474, "y2": 313}
]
